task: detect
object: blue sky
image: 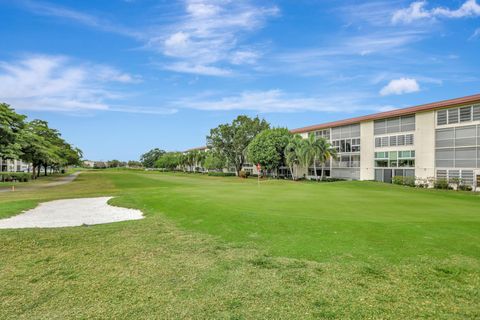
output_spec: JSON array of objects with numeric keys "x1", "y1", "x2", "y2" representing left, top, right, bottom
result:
[{"x1": 0, "y1": 0, "x2": 479, "y2": 161}]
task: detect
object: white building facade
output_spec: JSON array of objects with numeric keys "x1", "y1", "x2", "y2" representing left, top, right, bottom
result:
[
  {"x1": 0, "y1": 159, "x2": 31, "y2": 172},
  {"x1": 291, "y1": 94, "x2": 480, "y2": 187}
]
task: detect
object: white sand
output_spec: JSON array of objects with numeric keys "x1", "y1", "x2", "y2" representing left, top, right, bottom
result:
[{"x1": 0, "y1": 197, "x2": 144, "y2": 229}]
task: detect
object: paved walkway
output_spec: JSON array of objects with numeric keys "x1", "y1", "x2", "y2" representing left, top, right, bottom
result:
[{"x1": 0, "y1": 172, "x2": 81, "y2": 193}]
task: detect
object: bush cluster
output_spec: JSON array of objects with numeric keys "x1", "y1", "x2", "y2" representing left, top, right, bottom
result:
[
  {"x1": 0, "y1": 172, "x2": 31, "y2": 182},
  {"x1": 392, "y1": 176, "x2": 416, "y2": 187},
  {"x1": 207, "y1": 172, "x2": 236, "y2": 177}
]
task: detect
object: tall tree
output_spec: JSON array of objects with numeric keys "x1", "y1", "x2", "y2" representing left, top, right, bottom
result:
[
  {"x1": 203, "y1": 151, "x2": 225, "y2": 171},
  {"x1": 207, "y1": 115, "x2": 270, "y2": 176},
  {"x1": 0, "y1": 103, "x2": 26, "y2": 160},
  {"x1": 140, "y1": 148, "x2": 166, "y2": 168},
  {"x1": 247, "y1": 128, "x2": 291, "y2": 177},
  {"x1": 284, "y1": 134, "x2": 303, "y2": 180}
]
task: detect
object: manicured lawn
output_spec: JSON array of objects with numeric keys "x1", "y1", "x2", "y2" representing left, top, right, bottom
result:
[{"x1": 1, "y1": 170, "x2": 479, "y2": 318}]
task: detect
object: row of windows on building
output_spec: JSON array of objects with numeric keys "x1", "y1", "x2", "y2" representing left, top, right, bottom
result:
[
  {"x1": 374, "y1": 115, "x2": 415, "y2": 136},
  {"x1": 436, "y1": 169, "x2": 475, "y2": 185},
  {"x1": 374, "y1": 150, "x2": 415, "y2": 168},
  {"x1": 332, "y1": 138, "x2": 361, "y2": 153},
  {"x1": 374, "y1": 134, "x2": 414, "y2": 148},
  {"x1": 435, "y1": 124, "x2": 480, "y2": 169},
  {"x1": 436, "y1": 104, "x2": 480, "y2": 126}
]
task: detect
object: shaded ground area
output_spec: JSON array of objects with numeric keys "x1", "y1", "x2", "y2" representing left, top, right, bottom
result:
[
  {"x1": 0, "y1": 172, "x2": 81, "y2": 193},
  {"x1": 0, "y1": 197, "x2": 143, "y2": 229}
]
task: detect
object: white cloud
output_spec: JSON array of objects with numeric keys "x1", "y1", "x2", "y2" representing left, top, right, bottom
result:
[
  {"x1": 174, "y1": 89, "x2": 382, "y2": 113},
  {"x1": 380, "y1": 78, "x2": 420, "y2": 96},
  {"x1": 392, "y1": 0, "x2": 480, "y2": 24},
  {"x1": 0, "y1": 55, "x2": 170, "y2": 114},
  {"x1": 472, "y1": 28, "x2": 480, "y2": 38},
  {"x1": 155, "y1": 0, "x2": 279, "y2": 75}
]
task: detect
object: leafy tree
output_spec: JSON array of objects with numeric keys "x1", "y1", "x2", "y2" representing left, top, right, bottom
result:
[
  {"x1": 107, "y1": 159, "x2": 121, "y2": 168},
  {"x1": 203, "y1": 151, "x2": 225, "y2": 171},
  {"x1": 0, "y1": 103, "x2": 26, "y2": 159},
  {"x1": 128, "y1": 160, "x2": 143, "y2": 168},
  {"x1": 247, "y1": 128, "x2": 291, "y2": 177},
  {"x1": 155, "y1": 152, "x2": 181, "y2": 170},
  {"x1": 140, "y1": 148, "x2": 166, "y2": 168},
  {"x1": 284, "y1": 134, "x2": 303, "y2": 180},
  {"x1": 207, "y1": 115, "x2": 270, "y2": 176}
]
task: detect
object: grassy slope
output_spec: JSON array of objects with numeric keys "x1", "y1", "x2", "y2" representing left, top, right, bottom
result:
[{"x1": 0, "y1": 171, "x2": 479, "y2": 319}]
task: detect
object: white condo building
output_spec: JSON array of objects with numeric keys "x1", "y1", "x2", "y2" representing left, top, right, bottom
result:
[
  {"x1": 188, "y1": 94, "x2": 480, "y2": 188},
  {"x1": 290, "y1": 94, "x2": 480, "y2": 186}
]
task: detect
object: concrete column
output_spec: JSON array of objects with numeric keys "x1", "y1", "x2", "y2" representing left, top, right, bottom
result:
[{"x1": 360, "y1": 121, "x2": 374, "y2": 180}]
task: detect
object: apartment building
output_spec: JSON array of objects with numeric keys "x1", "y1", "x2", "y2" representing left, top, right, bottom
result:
[
  {"x1": 291, "y1": 94, "x2": 480, "y2": 187},
  {"x1": 0, "y1": 159, "x2": 31, "y2": 172}
]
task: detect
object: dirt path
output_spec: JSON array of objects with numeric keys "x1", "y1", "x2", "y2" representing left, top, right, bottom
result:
[{"x1": 0, "y1": 172, "x2": 81, "y2": 193}]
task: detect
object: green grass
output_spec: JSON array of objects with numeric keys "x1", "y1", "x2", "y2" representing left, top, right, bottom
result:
[{"x1": 1, "y1": 170, "x2": 479, "y2": 319}]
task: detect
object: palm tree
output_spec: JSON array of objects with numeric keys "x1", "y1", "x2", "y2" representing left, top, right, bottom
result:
[
  {"x1": 315, "y1": 137, "x2": 337, "y2": 181},
  {"x1": 299, "y1": 133, "x2": 338, "y2": 181},
  {"x1": 284, "y1": 134, "x2": 303, "y2": 180}
]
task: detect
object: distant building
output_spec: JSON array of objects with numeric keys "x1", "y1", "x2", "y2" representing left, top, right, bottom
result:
[
  {"x1": 82, "y1": 160, "x2": 96, "y2": 168},
  {"x1": 0, "y1": 159, "x2": 31, "y2": 172}
]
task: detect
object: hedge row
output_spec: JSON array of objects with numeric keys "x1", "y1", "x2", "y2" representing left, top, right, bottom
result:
[
  {"x1": 0, "y1": 172, "x2": 31, "y2": 182},
  {"x1": 207, "y1": 172, "x2": 236, "y2": 177}
]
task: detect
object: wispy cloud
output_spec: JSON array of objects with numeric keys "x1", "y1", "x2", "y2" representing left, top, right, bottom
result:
[
  {"x1": 380, "y1": 78, "x2": 420, "y2": 96},
  {"x1": 392, "y1": 0, "x2": 480, "y2": 24},
  {"x1": 173, "y1": 89, "x2": 384, "y2": 113},
  {"x1": 15, "y1": 0, "x2": 279, "y2": 77},
  {"x1": 150, "y1": 0, "x2": 279, "y2": 76},
  {"x1": 0, "y1": 55, "x2": 173, "y2": 114},
  {"x1": 472, "y1": 27, "x2": 480, "y2": 38},
  {"x1": 17, "y1": 0, "x2": 142, "y2": 39}
]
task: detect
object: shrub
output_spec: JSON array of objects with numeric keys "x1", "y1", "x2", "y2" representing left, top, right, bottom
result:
[
  {"x1": 458, "y1": 184, "x2": 472, "y2": 191},
  {"x1": 404, "y1": 176, "x2": 416, "y2": 187},
  {"x1": 207, "y1": 172, "x2": 236, "y2": 177},
  {"x1": 239, "y1": 170, "x2": 249, "y2": 179},
  {"x1": 392, "y1": 176, "x2": 404, "y2": 185},
  {"x1": 0, "y1": 172, "x2": 31, "y2": 182},
  {"x1": 434, "y1": 178, "x2": 450, "y2": 190}
]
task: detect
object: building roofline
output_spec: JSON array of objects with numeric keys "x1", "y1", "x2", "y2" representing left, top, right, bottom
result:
[{"x1": 290, "y1": 93, "x2": 480, "y2": 134}]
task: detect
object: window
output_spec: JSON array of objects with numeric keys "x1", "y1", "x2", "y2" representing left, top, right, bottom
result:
[
  {"x1": 448, "y1": 109, "x2": 459, "y2": 124},
  {"x1": 397, "y1": 135, "x2": 405, "y2": 146},
  {"x1": 401, "y1": 115, "x2": 416, "y2": 132},
  {"x1": 435, "y1": 128, "x2": 454, "y2": 148},
  {"x1": 455, "y1": 147, "x2": 476, "y2": 168},
  {"x1": 374, "y1": 120, "x2": 386, "y2": 135},
  {"x1": 460, "y1": 107, "x2": 472, "y2": 122},
  {"x1": 473, "y1": 105, "x2": 480, "y2": 121},
  {"x1": 405, "y1": 134, "x2": 414, "y2": 145},
  {"x1": 455, "y1": 126, "x2": 476, "y2": 147},
  {"x1": 437, "y1": 110, "x2": 447, "y2": 125},
  {"x1": 387, "y1": 118, "x2": 400, "y2": 134},
  {"x1": 389, "y1": 135, "x2": 397, "y2": 146},
  {"x1": 375, "y1": 138, "x2": 381, "y2": 148}
]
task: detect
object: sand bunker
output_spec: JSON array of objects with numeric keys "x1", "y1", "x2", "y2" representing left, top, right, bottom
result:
[{"x1": 0, "y1": 197, "x2": 144, "y2": 229}]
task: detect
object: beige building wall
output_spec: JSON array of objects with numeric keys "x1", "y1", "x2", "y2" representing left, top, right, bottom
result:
[
  {"x1": 414, "y1": 111, "x2": 436, "y2": 179},
  {"x1": 360, "y1": 121, "x2": 374, "y2": 180}
]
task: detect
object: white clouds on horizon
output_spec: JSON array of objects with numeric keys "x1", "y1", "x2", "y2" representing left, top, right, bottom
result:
[
  {"x1": 380, "y1": 78, "x2": 420, "y2": 96},
  {"x1": 392, "y1": 0, "x2": 480, "y2": 24},
  {"x1": 0, "y1": 55, "x2": 174, "y2": 115},
  {"x1": 173, "y1": 89, "x2": 384, "y2": 114}
]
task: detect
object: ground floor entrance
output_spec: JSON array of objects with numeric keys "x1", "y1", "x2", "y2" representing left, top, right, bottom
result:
[{"x1": 375, "y1": 168, "x2": 415, "y2": 183}]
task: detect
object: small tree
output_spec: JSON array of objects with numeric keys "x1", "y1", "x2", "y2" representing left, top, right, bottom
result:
[{"x1": 0, "y1": 103, "x2": 25, "y2": 160}]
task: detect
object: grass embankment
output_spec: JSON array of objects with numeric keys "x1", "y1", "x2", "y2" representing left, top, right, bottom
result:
[{"x1": 1, "y1": 171, "x2": 479, "y2": 319}]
